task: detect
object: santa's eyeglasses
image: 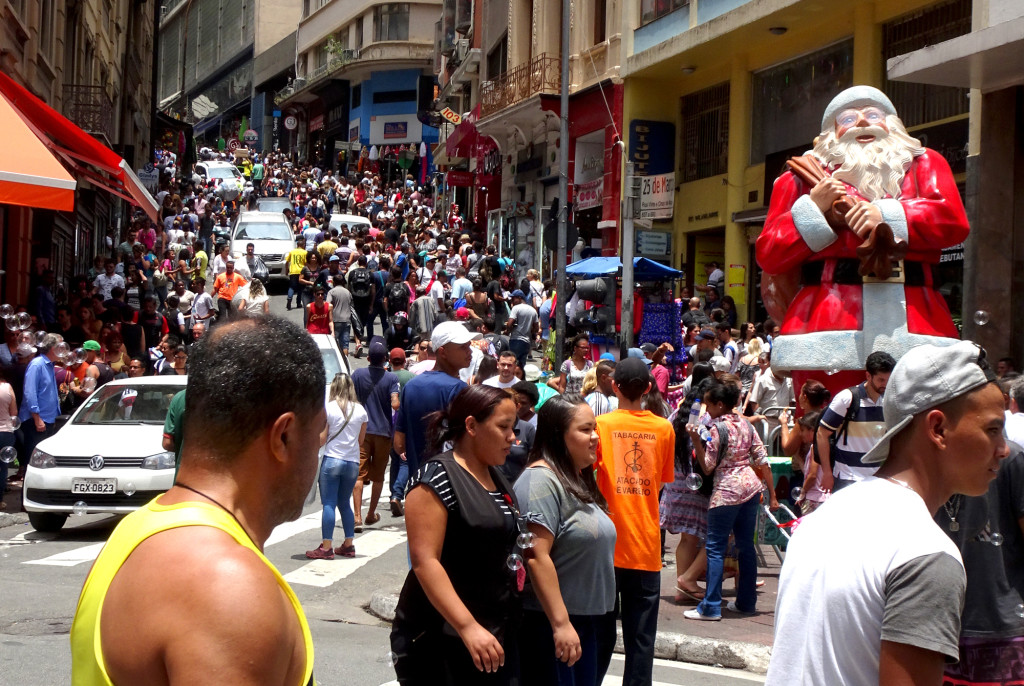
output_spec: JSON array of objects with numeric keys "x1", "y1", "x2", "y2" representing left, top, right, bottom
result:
[{"x1": 835, "y1": 107, "x2": 887, "y2": 129}]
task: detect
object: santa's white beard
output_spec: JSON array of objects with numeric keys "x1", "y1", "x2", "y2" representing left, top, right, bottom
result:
[{"x1": 812, "y1": 123, "x2": 924, "y2": 201}]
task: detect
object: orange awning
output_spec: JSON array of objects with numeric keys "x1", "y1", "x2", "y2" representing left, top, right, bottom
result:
[
  {"x1": 0, "y1": 72, "x2": 159, "y2": 222},
  {"x1": 0, "y1": 91, "x2": 76, "y2": 212}
]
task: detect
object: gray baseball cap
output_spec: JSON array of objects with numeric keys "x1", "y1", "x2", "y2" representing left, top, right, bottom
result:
[{"x1": 861, "y1": 340, "x2": 997, "y2": 465}]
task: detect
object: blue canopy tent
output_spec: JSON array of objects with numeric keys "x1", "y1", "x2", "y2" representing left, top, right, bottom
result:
[{"x1": 562, "y1": 256, "x2": 682, "y2": 280}]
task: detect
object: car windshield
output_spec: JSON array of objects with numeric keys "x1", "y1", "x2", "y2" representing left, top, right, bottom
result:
[
  {"x1": 234, "y1": 222, "x2": 292, "y2": 241},
  {"x1": 332, "y1": 217, "x2": 370, "y2": 232},
  {"x1": 208, "y1": 167, "x2": 241, "y2": 180},
  {"x1": 74, "y1": 385, "x2": 182, "y2": 425},
  {"x1": 257, "y1": 198, "x2": 293, "y2": 212},
  {"x1": 321, "y1": 348, "x2": 344, "y2": 379}
]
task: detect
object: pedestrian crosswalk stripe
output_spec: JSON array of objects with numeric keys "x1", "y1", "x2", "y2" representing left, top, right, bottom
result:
[
  {"x1": 264, "y1": 512, "x2": 322, "y2": 547},
  {"x1": 284, "y1": 530, "x2": 406, "y2": 588},
  {"x1": 23, "y1": 542, "x2": 106, "y2": 567}
]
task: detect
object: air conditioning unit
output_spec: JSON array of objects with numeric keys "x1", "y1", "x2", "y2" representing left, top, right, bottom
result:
[
  {"x1": 340, "y1": 48, "x2": 359, "y2": 61},
  {"x1": 293, "y1": 77, "x2": 307, "y2": 89},
  {"x1": 456, "y1": 38, "x2": 470, "y2": 63}
]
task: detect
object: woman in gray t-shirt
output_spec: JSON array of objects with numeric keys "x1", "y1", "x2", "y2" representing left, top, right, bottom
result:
[{"x1": 513, "y1": 395, "x2": 617, "y2": 686}]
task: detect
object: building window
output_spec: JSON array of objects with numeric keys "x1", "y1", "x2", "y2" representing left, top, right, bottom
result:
[
  {"x1": 374, "y1": 3, "x2": 409, "y2": 42},
  {"x1": 640, "y1": 0, "x2": 687, "y2": 28},
  {"x1": 486, "y1": 32, "x2": 507, "y2": 80},
  {"x1": 750, "y1": 40, "x2": 853, "y2": 164},
  {"x1": 354, "y1": 17, "x2": 363, "y2": 49},
  {"x1": 681, "y1": 82, "x2": 729, "y2": 182},
  {"x1": 594, "y1": 0, "x2": 606, "y2": 44},
  {"x1": 38, "y1": 0, "x2": 56, "y2": 58},
  {"x1": 352, "y1": 84, "x2": 361, "y2": 109},
  {"x1": 883, "y1": 0, "x2": 971, "y2": 128}
]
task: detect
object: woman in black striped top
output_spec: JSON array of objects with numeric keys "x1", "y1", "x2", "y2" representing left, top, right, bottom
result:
[{"x1": 390, "y1": 385, "x2": 522, "y2": 685}]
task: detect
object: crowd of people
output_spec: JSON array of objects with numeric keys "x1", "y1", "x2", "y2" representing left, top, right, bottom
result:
[{"x1": 2, "y1": 147, "x2": 1017, "y2": 686}]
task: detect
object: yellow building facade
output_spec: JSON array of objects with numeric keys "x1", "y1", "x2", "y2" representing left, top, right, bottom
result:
[{"x1": 621, "y1": 0, "x2": 972, "y2": 323}]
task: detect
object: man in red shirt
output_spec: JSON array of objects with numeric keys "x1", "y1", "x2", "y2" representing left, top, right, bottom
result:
[{"x1": 213, "y1": 259, "x2": 247, "y2": 323}]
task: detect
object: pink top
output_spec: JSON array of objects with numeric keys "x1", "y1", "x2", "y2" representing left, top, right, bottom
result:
[{"x1": 701, "y1": 413, "x2": 768, "y2": 509}]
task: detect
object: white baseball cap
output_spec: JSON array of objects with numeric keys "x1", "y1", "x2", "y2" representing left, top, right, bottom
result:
[
  {"x1": 862, "y1": 340, "x2": 998, "y2": 464},
  {"x1": 431, "y1": 321, "x2": 482, "y2": 350}
]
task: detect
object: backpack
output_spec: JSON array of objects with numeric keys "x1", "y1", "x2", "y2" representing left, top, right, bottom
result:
[
  {"x1": 387, "y1": 281, "x2": 411, "y2": 314},
  {"x1": 349, "y1": 268, "x2": 373, "y2": 299},
  {"x1": 812, "y1": 384, "x2": 863, "y2": 466},
  {"x1": 499, "y1": 264, "x2": 517, "y2": 291}
]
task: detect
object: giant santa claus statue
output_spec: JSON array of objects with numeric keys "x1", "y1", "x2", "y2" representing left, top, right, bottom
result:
[{"x1": 757, "y1": 86, "x2": 968, "y2": 393}]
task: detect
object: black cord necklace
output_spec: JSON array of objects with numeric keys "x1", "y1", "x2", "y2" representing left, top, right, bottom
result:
[{"x1": 173, "y1": 481, "x2": 255, "y2": 546}]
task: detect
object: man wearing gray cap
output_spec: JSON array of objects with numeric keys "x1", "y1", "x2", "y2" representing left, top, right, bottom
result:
[{"x1": 767, "y1": 341, "x2": 1010, "y2": 686}]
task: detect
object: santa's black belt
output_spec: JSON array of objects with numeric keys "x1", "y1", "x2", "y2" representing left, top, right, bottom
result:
[{"x1": 800, "y1": 259, "x2": 929, "y2": 286}]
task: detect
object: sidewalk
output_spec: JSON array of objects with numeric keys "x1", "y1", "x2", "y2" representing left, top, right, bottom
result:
[{"x1": 369, "y1": 532, "x2": 779, "y2": 675}]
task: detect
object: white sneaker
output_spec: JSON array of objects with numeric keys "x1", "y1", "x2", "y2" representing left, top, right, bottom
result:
[
  {"x1": 683, "y1": 609, "x2": 721, "y2": 621},
  {"x1": 726, "y1": 601, "x2": 756, "y2": 616}
]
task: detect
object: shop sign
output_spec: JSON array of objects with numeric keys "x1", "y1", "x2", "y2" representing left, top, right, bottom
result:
[
  {"x1": 914, "y1": 118, "x2": 969, "y2": 176},
  {"x1": 629, "y1": 120, "x2": 675, "y2": 176},
  {"x1": 574, "y1": 131, "x2": 605, "y2": 185},
  {"x1": 940, "y1": 242, "x2": 964, "y2": 264},
  {"x1": 349, "y1": 121, "x2": 359, "y2": 142},
  {"x1": 272, "y1": 110, "x2": 281, "y2": 150},
  {"x1": 440, "y1": 107, "x2": 462, "y2": 125},
  {"x1": 243, "y1": 129, "x2": 259, "y2": 143},
  {"x1": 514, "y1": 143, "x2": 546, "y2": 184},
  {"x1": 138, "y1": 163, "x2": 160, "y2": 193},
  {"x1": 383, "y1": 122, "x2": 408, "y2": 139},
  {"x1": 284, "y1": 115, "x2": 298, "y2": 131},
  {"x1": 448, "y1": 170, "x2": 474, "y2": 187},
  {"x1": 309, "y1": 115, "x2": 325, "y2": 132},
  {"x1": 575, "y1": 178, "x2": 604, "y2": 211},
  {"x1": 638, "y1": 172, "x2": 675, "y2": 219},
  {"x1": 636, "y1": 230, "x2": 672, "y2": 256},
  {"x1": 226, "y1": 138, "x2": 240, "y2": 152}
]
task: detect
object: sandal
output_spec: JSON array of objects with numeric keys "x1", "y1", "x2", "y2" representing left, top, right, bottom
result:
[
  {"x1": 365, "y1": 512, "x2": 381, "y2": 525},
  {"x1": 675, "y1": 585, "x2": 705, "y2": 602},
  {"x1": 354, "y1": 519, "x2": 363, "y2": 533}
]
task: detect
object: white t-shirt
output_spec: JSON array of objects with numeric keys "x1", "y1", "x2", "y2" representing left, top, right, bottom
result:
[
  {"x1": 323, "y1": 400, "x2": 368, "y2": 462},
  {"x1": 767, "y1": 478, "x2": 965, "y2": 686},
  {"x1": 483, "y1": 376, "x2": 518, "y2": 389},
  {"x1": 94, "y1": 273, "x2": 125, "y2": 300},
  {"x1": 192, "y1": 292, "x2": 216, "y2": 321}
]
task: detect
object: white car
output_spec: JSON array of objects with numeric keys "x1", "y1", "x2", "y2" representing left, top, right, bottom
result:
[
  {"x1": 310, "y1": 333, "x2": 350, "y2": 378},
  {"x1": 330, "y1": 213, "x2": 373, "y2": 235},
  {"x1": 231, "y1": 211, "x2": 296, "y2": 281},
  {"x1": 195, "y1": 161, "x2": 245, "y2": 199},
  {"x1": 23, "y1": 377, "x2": 187, "y2": 533}
]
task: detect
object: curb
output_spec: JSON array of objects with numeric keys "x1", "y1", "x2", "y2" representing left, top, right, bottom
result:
[
  {"x1": 368, "y1": 591, "x2": 770, "y2": 675},
  {"x1": 0, "y1": 511, "x2": 28, "y2": 529}
]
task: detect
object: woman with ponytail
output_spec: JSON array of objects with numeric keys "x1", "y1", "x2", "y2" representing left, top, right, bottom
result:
[{"x1": 390, "y1": 384, "x2": 523, "y2": 685}]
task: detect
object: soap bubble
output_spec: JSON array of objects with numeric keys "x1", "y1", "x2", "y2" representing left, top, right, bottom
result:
[
  {"x1": 18, "y1": 331, "x2": 34, "y2": 346},
  {"x1": 1016, "y1": 603, "x2": 1024, "y2": 619},
  {"x1": 15, "y1": 343, "x2": 35, "y2": 357},
  {"x1": 506, "y1": 553, "x2": 524, "y2": 572},
  {"x1": 4, "y1": 316, "x2": 18, "y2": 331},
  {"x1": 973, "y1": 310, "x2": 990, "y2": 326},
  {"x1": 72, "y1": 347, "x2": 86, "y2": 365},
  {"x1": 684, "y1": 472, "x2": 703, "y2": 491},
  {"x1": 0, "y1": 447, "x2": 16, "y2": 464},
  {"x1": 16, "y1": 312, "x2": 31, "y2": 330},
  {"x1": 53, "y1": 342, "x2": 71, "y2": 359},
  {"x1": 10, "y1": 417, "x2": 20, "y2": 430},
  {"x1": 123, "y1": 482, "x2": 137, "y2": 497},
  {"x1": 516, "y1": 532, "x2": 535, "y2": 549},
  {"x1": 791, "y1": 486, "x2": 803, "y2": 501},
  {"x1": 991, "y1": 533, "x2": 1004, "y2": 547},
  {"x1": 72, "y1": 501, "x2": 88, "y2": 517},
  {"x1": 378, "y1": 650, "x2": 398, "y2": 666},
  {"x1": 80, "y1": 377, "x2": 97, "y2": 393},
  {"x1": 0, "y1": 304, "x2": 12, "y2": 318},
  {"x1": 34, "y1": 330, "x2": 47, "y2": 346}
]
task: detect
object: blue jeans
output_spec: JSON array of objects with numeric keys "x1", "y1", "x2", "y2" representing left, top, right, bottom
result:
[
  {"x1": 508, "y1": 338, "x2": 531, "y2": 369},
  {"x1": 0, "y1": 432, "x2": 14, "y2": 492},
  {"x1": 319, "y1": 457, "x2": 360, "y2": 540},
  {"x1": 334, "y1": 322, "x2": 351, "y2": 353},
  {"x1": 698, "y1": 494, "x2": 760, "y2": 618},
  {"x1": 391, "y1": 450, "x2": 411, "y2": 500},
  {"x1": 287, "y1": 274, "x2": 300, "y2": 304},
  {"x1": 614, "y1": 568, "x2": 660, "y2": 686},
  {"x1": 520, "y1": 609, "x2": 616, "y2": 686}
]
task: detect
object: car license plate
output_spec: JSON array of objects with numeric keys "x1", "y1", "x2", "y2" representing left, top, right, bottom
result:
[{"x1": 71, "y1": 478, "x2": 116, "y2": 494}]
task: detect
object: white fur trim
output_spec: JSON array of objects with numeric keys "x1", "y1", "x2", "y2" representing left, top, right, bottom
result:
[
  {"x1": 792, "y1": 195, "x2": 839, "y2": 252},
  {"x1": 772, "y1": 283, "x2": 957, "y2": 371},
  {"x1": 874, "y1": 198, "x2": 908, "y2": 244}
]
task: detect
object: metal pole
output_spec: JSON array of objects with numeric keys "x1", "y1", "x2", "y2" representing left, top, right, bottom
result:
[
  {"x1": 554, "y1": 0, "x2": 570, "y2": 369},
  {"x1": 149, "y1": 0, "x2": 162, "y2": 163},
  {"x1": 620, "y1": 159, "x2": 636, "y2": 357}
]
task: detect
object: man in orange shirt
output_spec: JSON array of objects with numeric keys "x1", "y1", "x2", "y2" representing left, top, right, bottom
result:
[
  {"x1": 595, "y1": 356, "x2": 675, "y2": 686},
  {"x1": 213, "y1": 259, "x2": 247, "y2": 323}
]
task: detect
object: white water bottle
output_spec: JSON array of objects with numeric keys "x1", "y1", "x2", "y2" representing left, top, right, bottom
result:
[{"x1": 686, "y1": 400, "x2": 701, "y2": 427}]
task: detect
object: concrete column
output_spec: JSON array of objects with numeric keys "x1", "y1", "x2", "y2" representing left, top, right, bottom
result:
[
  {"x1": 962, "y1": 88, "x2": 1020, "y2": 359},
  {"x1": 725, "y1": 55, "x2": 752, "y2": 322},
  {"x1": 852, "y1": 3, "x2": 882, "y2": 87}
]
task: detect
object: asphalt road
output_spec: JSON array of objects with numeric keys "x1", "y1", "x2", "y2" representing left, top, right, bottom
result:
[{"x1": 0, "y1": 289, "x2": 764, "y2": 686}]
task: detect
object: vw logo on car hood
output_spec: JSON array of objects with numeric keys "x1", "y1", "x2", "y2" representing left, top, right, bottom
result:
[{"x1": 89, "y1": 455, "x2": 104, "y2": 471}]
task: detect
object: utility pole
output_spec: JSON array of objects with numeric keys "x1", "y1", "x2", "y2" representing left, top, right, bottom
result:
[
  {"x1": 554, "y1": 0, "x2": 570, "y2": 369},
  {"x1": 620, "y1": 160, "x2": 637, "y2": 357}
]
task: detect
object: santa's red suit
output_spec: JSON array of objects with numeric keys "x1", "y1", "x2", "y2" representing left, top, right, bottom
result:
[{"x1": 757, "y1": 149, "x2": 968, "y2": 386}]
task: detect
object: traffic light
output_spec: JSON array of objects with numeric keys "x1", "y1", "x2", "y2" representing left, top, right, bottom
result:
[{"x1": 572, "y1": 277, "x2": 617, "y2": 333}]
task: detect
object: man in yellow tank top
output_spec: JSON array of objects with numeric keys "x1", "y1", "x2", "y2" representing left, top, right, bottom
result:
[{"x1": 71, "y1": 316, "x2": 328, "y2": 686}]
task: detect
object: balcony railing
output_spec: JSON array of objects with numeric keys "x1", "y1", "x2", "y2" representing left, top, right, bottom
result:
[
  {"x1": 63, "y1": 84, "x2": 114, "y2": 143},
  {"x1": 480, "y1": 53, "x2": 561, "y2": 118}
]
